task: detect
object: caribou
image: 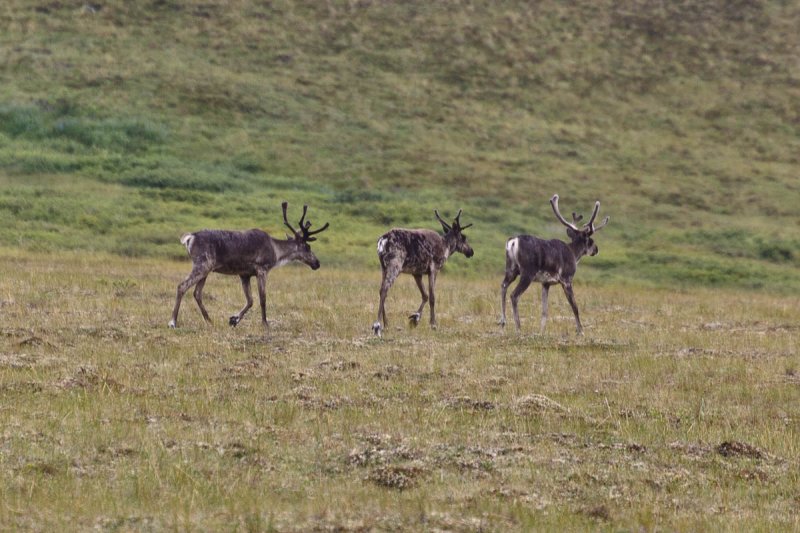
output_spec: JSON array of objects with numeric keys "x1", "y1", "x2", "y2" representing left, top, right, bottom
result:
[
  {"x1": 372, "y1": 210, "x2": 474, "y2": 337},
  {"x1": 168, "y1": 201, "x2": 329, "y2": 333},
  {"x1": 499, "y1": 194, "x2": 609, "y2": 335}
]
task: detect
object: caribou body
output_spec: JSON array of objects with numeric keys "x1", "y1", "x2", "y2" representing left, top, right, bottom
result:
[
  {"x1": 169, "y1": 202, "x2": 328, "y2": 333},
  {"x1": 373, "y1": 210, "x2": 474, "y2": 337},
  {"x1": 500, "y1": 194, "x2": 609, "y2": 335}
]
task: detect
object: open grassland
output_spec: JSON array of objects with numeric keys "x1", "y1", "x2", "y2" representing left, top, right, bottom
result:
[{"x1": 1, "y1": 250, "x2": 798, "y2": 531}]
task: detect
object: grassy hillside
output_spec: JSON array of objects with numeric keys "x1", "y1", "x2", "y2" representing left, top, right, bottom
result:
[{"x1": 1, "y1": 0, "x2": 799, "y2": 289}]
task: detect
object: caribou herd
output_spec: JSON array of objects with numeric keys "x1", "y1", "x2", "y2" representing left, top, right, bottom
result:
[{"x1": 169, "y1": 195, "x2": 609, "y2": 337}]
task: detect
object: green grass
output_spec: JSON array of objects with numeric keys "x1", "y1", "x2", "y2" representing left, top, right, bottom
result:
[{"x1": 1, "y1": 0, "x2": 800, "y2": 529}]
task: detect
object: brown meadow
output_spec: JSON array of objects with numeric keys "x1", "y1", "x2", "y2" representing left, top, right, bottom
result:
[{"x1": 1, "y1": 249, "x2": 797, "y2": 531}]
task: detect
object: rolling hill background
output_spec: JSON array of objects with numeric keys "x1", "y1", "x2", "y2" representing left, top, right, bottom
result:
[{"x1": 1, "y1": 0, "x2": 798, "y2": 290}]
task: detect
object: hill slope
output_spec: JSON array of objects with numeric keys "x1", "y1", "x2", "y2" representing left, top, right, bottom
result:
[{"x1": 0, "y1": 0, "x2": 798, "y2": 289}]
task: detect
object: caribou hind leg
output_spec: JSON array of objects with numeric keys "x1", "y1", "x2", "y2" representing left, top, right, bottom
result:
[
  {"x1": 374, "y1": 263, "x2": 400, "y2": 337},
  {"x1": 192, "y1": 276, "x2": 212, "y2": 324},
  {"x1": 510, "y1": 275, "x2": 533, "y2": 332},
  {"x1": 499, "y1": 264, "x2": 519, "y2": 328},
  {"x1": 169, "y1": 265, "x2": 211, "y2": 328},
  {"x1": 408, "y1": 274, "x2": 429, "y2": 327}
]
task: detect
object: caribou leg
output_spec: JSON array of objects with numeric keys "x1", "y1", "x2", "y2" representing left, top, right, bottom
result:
[
  {"x1": 561, "y1": 281, "x2": 583, "y2": 335},
  {"x1": 169, "y1": 265, "x2": 211, "y2": 328},
  {"x1": 192, "y1": 276, "x2": 212, "y2": 324},
  {"x1": 374, "y1": 263, "x2": 400, "y2": 336},
  {"x1": 229, "y1": 275, "x2": 253, "y2": 327},
  {"x1": 540, "y1": 283, "x2": 551, "y2": 334},
  {"x1": 499, "y1": 264, "x2": 520, "y2": 328},
  {"x1": 409, "y1": 274, "x2": 429, "y2": 327},
  {"x1": 510, "y1": 275, "x2": 533, "y2": 332},
  {"x1": 428, "y1": 269, "x2": 438, "y2": 329},
  {"x1": 256, "y1": 268, "x2": 269, "y2": 334}
]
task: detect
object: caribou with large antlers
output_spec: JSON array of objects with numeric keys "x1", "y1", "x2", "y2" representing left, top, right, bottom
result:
[
  {"x1": 500, "y1": 194, "x2": 609, "y2": 335},
  {"x1": 169, "y1": 201, "x2": 329, "y2": 333},
  {"x1": 372, "y1": 209, "x2": 474, "y2": 337}
]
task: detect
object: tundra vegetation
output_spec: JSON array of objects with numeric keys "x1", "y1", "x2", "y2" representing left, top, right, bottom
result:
[{"x1": 1, "y1": 0, "x2": 799, "y2": 531}]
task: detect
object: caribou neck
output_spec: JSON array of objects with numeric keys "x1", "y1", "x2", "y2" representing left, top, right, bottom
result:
[
  {"x1": 271, "y1": 236, "x2": 299, "y2": 265},
  {"x1": 442, "y1": 232, "x2": 461, "y2": 258},
  {"x1": 567, "y1": 239, "x2": 590, "y2": 263}
]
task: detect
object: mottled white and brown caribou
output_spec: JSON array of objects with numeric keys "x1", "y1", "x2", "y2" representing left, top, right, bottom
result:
[
  {"x1": 373, "y1": 209, "x2": 474, "y2": 337},
  {"x1": 500, "y1": 194, "x2": 609, "y2": 335},
  {"x1": 169, "y1": 202, "x2": 328, "y2": 333}
]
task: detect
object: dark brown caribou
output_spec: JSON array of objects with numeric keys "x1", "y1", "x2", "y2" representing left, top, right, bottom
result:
[
  {"x1": 169, "y1": 202, "x2": 329, "y2": 333},
  {"x1": 499, "y1": 194, "x2": 609, "y2": 335},
  {"x1": 373, "y1": 210, "x2": 474, "y2": 337}
]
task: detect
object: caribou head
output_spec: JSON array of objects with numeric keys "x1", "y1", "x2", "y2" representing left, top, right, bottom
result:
[
  {"x1": 550, "y1": 194, "x2": 609, "y2": 258},
  {"x1": 435, "y1": 209, "x2": 474, "y2": 258},
  {"x1": 281, "y1": 201, "x2": 330, "y2": 270}
]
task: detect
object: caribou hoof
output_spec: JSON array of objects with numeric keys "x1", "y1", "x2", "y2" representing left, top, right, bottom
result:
[
  {"x1": 408, "y1": 313, "x2": 421, "y2": 327},
  {"x1": 430, "y1": 323, "x2": 438, "y2": 330},
  {"x1": 372, "y1": 322, "x2": 382, "y2": 337},
  {"x1": 498, "y1": 318, "x2": 506, "y2": 328},
  {"x1": 168, "y1": 320, "x2": 176, "y2": 329},
  {"x1": 229, "y1": 315, "x2": 241, "y2": 327}
]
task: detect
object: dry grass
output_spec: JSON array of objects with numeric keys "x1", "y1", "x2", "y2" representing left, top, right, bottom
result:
[{"x1": 1, "y1": 248, "x2": 798, "y2": 531}]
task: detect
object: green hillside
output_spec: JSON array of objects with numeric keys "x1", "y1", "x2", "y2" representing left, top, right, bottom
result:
[{"x1": 1, "y1": 0, "x2": 798, "y2": 289}]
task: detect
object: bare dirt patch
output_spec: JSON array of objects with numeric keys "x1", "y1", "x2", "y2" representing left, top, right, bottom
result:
[
  {"x1": 367, "y1": 464, "x2": 426, "y2": 490},
  {"x1": 58, "y1": 366, "x2": 125, "y2": 392},
  {"x1": 442, "y1": 396, "x2": 496, "y2": 411},
  {"x1": 716, "y1": 440, "x2": 765, "y2": 460}
]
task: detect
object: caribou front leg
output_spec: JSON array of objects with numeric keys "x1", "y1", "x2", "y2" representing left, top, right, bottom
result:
[
  {"x1": 229, "y1": 275, "x2": 253, "y2": 327},
  {"x1": 540, "y1": 283, "x2": 551, "y2": 334},
  {"x1": 561, "y1": 281, "x2": 583, "y2": 335},
  {"x1": 256, "y1": 268, "x2": 269, "y2": 335},
  {"x1": 427, "y1": 269, "x2": 438, "y2": 329}
]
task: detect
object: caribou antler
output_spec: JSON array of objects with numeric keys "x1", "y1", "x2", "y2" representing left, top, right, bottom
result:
[
  {"x1": 551, "y1": 195, "x2": 605, "y2": 234},
  {"x1": 550, "y1": 195, "x2": 580, "y2": 231},
  {"x1": 282, "y1": 201, "x2": 298, "y2": 235},
  {"x1": 301, "y1": 219, "x2": 329, "y2": 242},
  {"x1": 454, "y1": 209, "x2": 473, "y2": 230},
  {"x1": 282, "y1": 201, "x2": 329, "y2": 242},
  {"x1": 434, "y1": 210, "x2": 451, "y2": 232},
  {"x1": 590, "y1": 215, "x2": 610, "y2": 233},
  {"x1": 584, "y1": 201, "x2": 600, "y2": 230},
  {"x1": 436, "y1": 209, "x2": 472, "y2": 232}
]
